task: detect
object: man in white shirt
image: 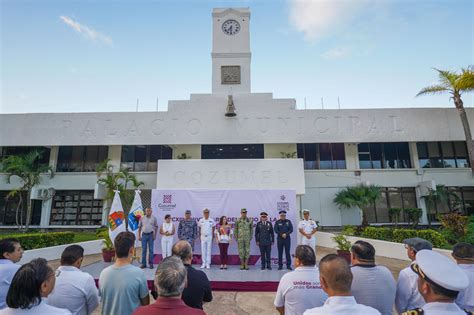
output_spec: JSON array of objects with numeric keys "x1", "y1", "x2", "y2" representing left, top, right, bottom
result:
[
  {"x1": 407, "y1": 249, "x2": 469, "y2": 315},
  {"x1": 198, "y1": 208, "x2": 215, "y2": 269},
  {"x1": 304, "y1": 254, "x2": 380, "y2": 315},
  {"x1": 298, "y1": 209, "x2": 318, "y2": 253},
  {"x1": 452, "y1": 243, "x2": 474, "y2": 312},
  {"x1": 47, "y1": 245, "x2": 100, "y2": 315},
  {"x1": 0, "y1": 238, "x2": 23, "y2": 310},
  {"x1": 350, "y1": 241, "x2": 396, "y2": 315},
  {"x1": 395, "y1": 237, "x2": 432, "y2": 313},
  {"x1": 274, "y1": 245, "x2": 327, "y2": 315}
]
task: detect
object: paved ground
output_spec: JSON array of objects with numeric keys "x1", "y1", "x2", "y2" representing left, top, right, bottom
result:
[{"x1": 47, "y1": 247, "x2": 410, "y2": 315}]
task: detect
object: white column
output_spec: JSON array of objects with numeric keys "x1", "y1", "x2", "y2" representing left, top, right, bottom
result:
[
  {"x1": 40, "y1": 198, "x2": 52, "y2": 227},
  {"x1": 344, "y1": 143, "x2": 359, "y2": 170}
]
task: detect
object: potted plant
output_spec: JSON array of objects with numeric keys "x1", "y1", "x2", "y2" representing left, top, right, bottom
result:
[
  {"x1": 96, "y1": 228, "x2": 115, "y2": 262},
  {"x1": 332, "y1": 234, "x2": 352, "y2": 263}
]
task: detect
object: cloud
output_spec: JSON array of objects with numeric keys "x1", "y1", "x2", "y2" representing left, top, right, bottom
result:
[
  {"x1": 289, "y1": 0, "x2": 373, "y2": 42},
  {"x1": 321, "y1": 47, "x2": 350, "y2": 59},
  {"x1": 60, "y1": 16, "x2": 113, "y2": 46}
]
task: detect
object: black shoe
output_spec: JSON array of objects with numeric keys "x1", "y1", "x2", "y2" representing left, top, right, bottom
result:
[
  {"x1": 287, "y1": 266, "x2": 293, "y2": 270},
  {"x1": 267, "y1": 266, "x2": 272, "y2": 270},
  {"x1": 278, "y1": 266, "x2": 283, "y2": 270},
  {"x1": 261, "y1": 266, "x2": 266, "y2": 270},
  {"x1": 149, "y1": 264, "x2": 154, "y2": 269},
  {"x1": 139, "y1": 264, "x2": 146, "y2": 269}
]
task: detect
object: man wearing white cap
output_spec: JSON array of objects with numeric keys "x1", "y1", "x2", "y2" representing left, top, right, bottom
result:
[
  {"x1": 395, "y1": 237, "x2": 433, "y2": 313},
  {"x1": 198, "y1": 208, "x2": 215, "y2": 269},
  {"x1": 406, "y1": 249, "x2": 470, "y2": 315},
  {"x1": 298, "y1": 209, "x2": 318, "y2": 254}
]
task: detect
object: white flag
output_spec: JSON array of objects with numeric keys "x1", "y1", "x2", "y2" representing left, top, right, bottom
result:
[
  {"x1": 128, "y1": 190, "x2": 144, "y2": 244},
  {"x1": 108, "y1": 190, "x2": 126, "y2": 245}
]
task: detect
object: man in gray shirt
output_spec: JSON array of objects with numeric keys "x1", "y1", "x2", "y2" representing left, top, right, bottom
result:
[
  {"x1": 138, "y1": 207, "x2": 158, "y2": 269},
  {"x1": 350, "y1": 240, "x2": 396, "y2": 315}
]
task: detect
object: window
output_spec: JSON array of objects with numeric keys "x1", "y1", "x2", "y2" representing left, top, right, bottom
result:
[
  {"x1": 57, "y1": 146, "x2": 108, "y2": 172},
  {"x1": 366, "y1": 187, "x2": 417, "y2": 223},
  {"x1": 0, "y1": 146, "x2": 51, "y2": 167},
  {"x1": 201, "y1": 144, "x2": 264, "y2": 159},
  {"x1": 358, "y1": 142, "x2": 411, "y2": 169},
  {"x1": 427, "y1": 186, "x2": 474, "y2": 221},
  {"x1": 50, "y1": 191, "x2": 103, "y2": 225},
  {"x1": 417, "y1": 141, "x2": 469, "y2": 168},
  {"x1": 0, "y1": 191, "x2": 41, "y2": 226},
  {"x1": 120, "y1": 145, "x2": 172, "y2": 171},
  {"x1": 297, "y1": 143, "x2": 346, "y2": 169}
]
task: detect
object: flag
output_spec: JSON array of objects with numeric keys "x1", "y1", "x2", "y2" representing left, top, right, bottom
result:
[
  {"x1": 128, "y1": 190, "x2": 144, "y2": 244},
  {"x1": 108, "y1": 190, "x2": 126, "y2": 245}
]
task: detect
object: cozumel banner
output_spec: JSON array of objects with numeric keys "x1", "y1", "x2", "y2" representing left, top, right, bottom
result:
[
  {"x1": 108, "y1": 190, "x2": 126, "y2": 244},
  {"x1": 151, "y1": 189, "x2": 297, "y2": 265},
  {"x1": 128, "y1": 190, "x2": 144, "y2": 245}
]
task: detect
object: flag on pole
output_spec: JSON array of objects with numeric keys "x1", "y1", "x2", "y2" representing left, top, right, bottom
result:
[
  {"x1": 128, "y1": 190, "x2": 144, "y2": 244},
  {"x1": 108, "y1": 190, "x2": 126, "y2": 245}
]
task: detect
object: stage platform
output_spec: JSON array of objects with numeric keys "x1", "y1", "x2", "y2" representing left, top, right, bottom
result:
[{"x1": 82, "y1": 260, "x2": 289, "y2": 292}]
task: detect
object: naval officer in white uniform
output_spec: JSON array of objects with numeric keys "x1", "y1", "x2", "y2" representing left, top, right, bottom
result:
[
  {"x1": 404, "y1": 249, "x2": 470, "y2": 315},
  {"x1": 298, "y1": 209, "x2": 318, "y2": 253},
  {"x1": 198, "y1": 208, "x2": 215, "y2": 269}
]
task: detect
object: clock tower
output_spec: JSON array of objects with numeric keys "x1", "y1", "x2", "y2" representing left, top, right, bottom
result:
[{"x1": 211, "y1": 8, "x2": 251, "y2": 94}]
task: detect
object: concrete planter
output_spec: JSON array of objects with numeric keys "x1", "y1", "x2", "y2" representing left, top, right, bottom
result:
[{"x1": 19, "y1": 239, "x2": 104, "y2": 264}]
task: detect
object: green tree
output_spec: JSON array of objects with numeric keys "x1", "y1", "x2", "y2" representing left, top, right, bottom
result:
[
  {"x1": 0, "y1": 150, "x2": 54, "y2": 230},
  {"x1": 333, "y1": 184, "x2": 382, "y2": 226},
  {"x1": 417, "y1": 67, "x2": 474, "y2": 173},
  {"x1": 96, "y1": 159, "x2": 144, "y2": 228},
  {"x1": 422, "y1": 184, "x2": 460, "y2": 225}
]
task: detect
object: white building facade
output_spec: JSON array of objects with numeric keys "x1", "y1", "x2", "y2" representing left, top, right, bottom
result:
[{"x1": 0, "y1": 8, "x2": 473, "y2": 229}]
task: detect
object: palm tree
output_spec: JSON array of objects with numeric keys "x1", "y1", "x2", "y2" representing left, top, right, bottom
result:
[
  {"x1": 0, "y1": 150, "x2": 54, "y2": 230},
  {"x1": 333, "y1": 184, "x2": 382, "y2": 226},
  {"x1": 417, "y1": 67, "x2": 474, "y2": 173},
  {"x1": 422, "y1": 184, "x2": 460, "y2": 225},
  {"x1": 96, "y1": 159, "x2": 144, "y2": 229}
]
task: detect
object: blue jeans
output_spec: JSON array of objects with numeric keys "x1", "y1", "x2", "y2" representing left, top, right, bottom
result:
[{"x1": 141, "y1": 232, "x2": 154, "y2": 266}]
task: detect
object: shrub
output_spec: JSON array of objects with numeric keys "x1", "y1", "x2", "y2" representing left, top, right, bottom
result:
[
  {"x1": 388, "y1": 208, "x2": 402, "y2": 226},
  {"x1": 438, "y1": 213, "x2": 468, "y2": 239},
  {"x1": 405, "y1": 208, "x2": 423, "y2": 228},
  {"x1": 361, "y1": 226, "x2": 393, "y2": 241},
  {"x1": 332, "y1": 234, "x2": 352, "y2": 251},
  {"x1": 0, "y1": 232, "x2": 74, "y2": 250},
  {"x1": 358, "y1": 227, "x2": 449, "y2": 249}
]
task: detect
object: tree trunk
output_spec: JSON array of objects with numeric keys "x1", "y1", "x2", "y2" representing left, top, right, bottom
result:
[
  {"x1": 361, "y1": 208, "x2": 369, "y2": 226},
  {"x1": 453, "y1": 94, "x2": 474, "y2": 175},
  {"x1": 25, "y1": 190, "x2": 32, "y2": 231}
]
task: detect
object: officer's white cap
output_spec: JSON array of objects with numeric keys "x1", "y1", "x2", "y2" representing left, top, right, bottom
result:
[
  {"x1": 412, "y1": 249, "x2": 469, "y2": 292},
  {"x1": 302, "y1": 209, "x2": 310, "y2": 214}
]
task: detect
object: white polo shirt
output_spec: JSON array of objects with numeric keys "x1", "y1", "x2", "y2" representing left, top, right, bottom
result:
[
  {"x1": 47, "y1": 266, "x2": 100, "y2": 315},
  {"x1": 0, "y1": 260, "x2": 20, "y2": 310},
  {"x1": 456, "y1": 264, "x2": 474, "y2": 312},
  {"x1": 395, "y1": 263, "x2": 425, "y2": 313},
  {"x1": 422, "y1": 302, "x2": 467, "y2": 315},
  {"x1": 274, "y1": 266, "x2": 327, "y2": 315},
  {"x1": 298, "y1": 220, "x2": 318, "y2": 243},
  {"x1": 0, "y1": 299, "x2": 71, "y2": 315},
  {"x1": 303, "y1": 296, "x2": 381, "y2": 315},
  {"x1": 198, "y1": 218, "x2": 215, "y2": 239}
]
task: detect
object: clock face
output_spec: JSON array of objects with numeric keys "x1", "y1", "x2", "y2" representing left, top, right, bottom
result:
[{"x1": 222, "y1": 19, "x2": 240, "y2": 35}]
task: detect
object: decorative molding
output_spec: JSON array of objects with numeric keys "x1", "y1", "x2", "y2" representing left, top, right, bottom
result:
[
  {"x1": 211, "y1": 52, "x2": 251, "y2": 58},
  {"x1": 212, "y1": 8, "x2": 250, "y2": 18}
]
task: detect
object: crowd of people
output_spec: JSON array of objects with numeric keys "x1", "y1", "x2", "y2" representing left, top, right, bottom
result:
[
  {"x1": 142, "y1": 207, "x2": 318, "y2": 271},
  {"x1": 0, "y1": 215, "x2": 473, "y2": 315}
]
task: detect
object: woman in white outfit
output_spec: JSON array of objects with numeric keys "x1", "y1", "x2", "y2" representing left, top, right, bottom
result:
[{"x1": 160, "y1": 214, "x2": 175, "y2": 259}]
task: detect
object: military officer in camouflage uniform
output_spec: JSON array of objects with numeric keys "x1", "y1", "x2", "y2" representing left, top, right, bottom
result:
[
  {"x1": 255, "y1": 211, "x2": 274, "y2": 270},
  {"x1": 177, "y1": 209, "x2": 198, "y2": 250},
  {"x1": 234, "y1": 208, "x2": 253, "y2": 270}
]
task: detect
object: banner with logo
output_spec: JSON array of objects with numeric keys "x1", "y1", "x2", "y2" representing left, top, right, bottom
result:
[
  {"x1": 128, "y1": 190, "x2": 144, "y2": 246},
  {"x1": 151, "y1": 189, "x2": 297, "y2": 265},
  {"x1": 108, "y1": 190, "x2": 126, "y2": 245}
]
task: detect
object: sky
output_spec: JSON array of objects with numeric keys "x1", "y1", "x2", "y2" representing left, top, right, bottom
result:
[{"x1": 1, "y1": 0, "x2": 473, "y2": 113}]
